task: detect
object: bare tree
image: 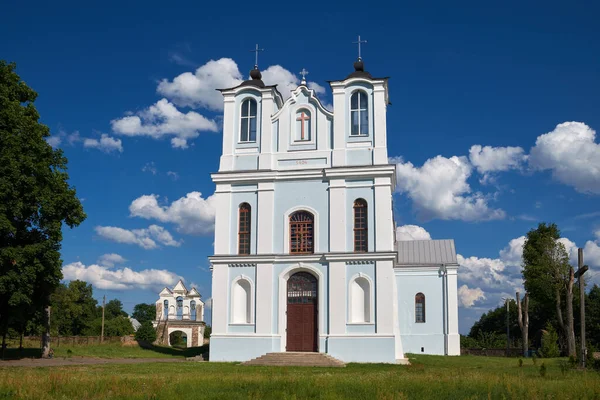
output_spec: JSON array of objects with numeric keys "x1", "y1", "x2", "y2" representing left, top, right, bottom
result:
[{"x1": 516, "y1": 291, "x2": 529, "y2": 356}]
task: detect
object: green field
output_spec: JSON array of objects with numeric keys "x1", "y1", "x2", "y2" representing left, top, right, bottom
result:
[{"x1": 1, "y1": 350, "x2": 600, "y2": 399}]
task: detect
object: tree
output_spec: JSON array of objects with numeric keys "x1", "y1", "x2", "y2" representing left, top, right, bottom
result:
[
  {"x1": 103, "y1": 316, "x2": 134, "y2": 337},
  {"x1": 50, "y1": 281, "x2": 98, "y2": 336},
  {"x1": 104, "y1": 299, "x2": 127, "y2": 319},
  {"x1": 133, "y1": 303, "x2": 156, "y2": 325},
  {"x1": 516, "y1": 291, "x2": 530, "y2": 356},
  {"x1": 468, "y1": 299, "x2": 520, "y2": 341},
  {"x1": 522, "y1": 223, "x2": 576, "y2": 357},
  {"x1": 135, "y1": 321, "x2": 157, "y2": 343},
  {"x1": 587, "y1": 285, "x2": 600, "y2": 347},
  {"x1": 0, "y1": 60, "x2": 86, "y2": 357}
]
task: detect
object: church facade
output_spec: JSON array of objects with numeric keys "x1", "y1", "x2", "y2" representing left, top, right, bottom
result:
[{"x1": 208, "y1": 58, "x2": 460, "y2": 363}]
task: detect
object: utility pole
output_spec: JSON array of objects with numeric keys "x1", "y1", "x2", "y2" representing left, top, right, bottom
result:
[
  {"x1": 575, "y1": 248, "x2": 589, "y2": 368},
  {"x1": 101, "y1": 295, "x2": 106, "y2": 343}
]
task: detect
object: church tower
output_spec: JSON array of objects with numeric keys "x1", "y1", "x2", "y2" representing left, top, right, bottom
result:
[{"x1": 208, "y1": 48, "x2": 458, "y2": 363}]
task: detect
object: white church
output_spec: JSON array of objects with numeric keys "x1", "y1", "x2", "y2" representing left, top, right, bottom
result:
[{"x1": 208, "y1": 53, "x2": 460, "y2": 363}]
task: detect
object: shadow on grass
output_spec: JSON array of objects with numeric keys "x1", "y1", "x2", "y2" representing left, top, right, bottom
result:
[
  {"x1": 1, "y1": 348, "x2": 42, "y2": 360},
  {"x1": 145, "y1": 344, "x2": 209, "y2": 359}
]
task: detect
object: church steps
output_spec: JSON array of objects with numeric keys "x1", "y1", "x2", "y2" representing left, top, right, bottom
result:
[{"x1": 242, "y1": 352, "x2": 345, "y2": 367}]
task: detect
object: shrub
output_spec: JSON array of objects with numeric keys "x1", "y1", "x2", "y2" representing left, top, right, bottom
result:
[
  {"x1": 135, "y1": 321, "x2": 157, "y2": 343},
  {"x1": 518, "y1": 358, "x2": 523, "y2": 368},
  {"x1": 541, "y1": 323, "x2": 560, "y2": 358},
  {"x1": 539, "y1": 362, "x2": 547, "y2": 377}
]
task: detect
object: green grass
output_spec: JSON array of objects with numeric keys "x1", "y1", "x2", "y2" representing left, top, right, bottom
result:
[{"x1": 1, "y1": 353, "x2": 600, "y2": 399}]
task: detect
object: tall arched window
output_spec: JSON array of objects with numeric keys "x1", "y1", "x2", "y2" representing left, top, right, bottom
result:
[
  {"x1": 232, "y1": 279, "x2": 251, "y2": 323},
  {"x1": 289, "y1": 211, "x2": 314, "y2": 254},
  {"x1": 176, "y1": 296, "x2": 183, "y2": 320},
  {"x1": 238, "y1": 203, "x2": 251, "y2": 255},
  {"x1": 350, "y1": 277, "x2": 371, "y2": 323},
  {"x1": 190, "y1": 300, "x2": 197, "y2": 321},
  {"x1": 240, "y1": 98, "x2": 257, "y2": 142},
  {"x1": 415, "y1": 293, "x2": 426, "y2": 323},
  {"x1": 350, "y1": 91, "x2": 368, "y2": 135},
  {"x1": 353, "y1": 199, "x2": 368, "y2": 252},
  {"x1": 163, "y1": 300, "x2": 169, "y2": 319}
]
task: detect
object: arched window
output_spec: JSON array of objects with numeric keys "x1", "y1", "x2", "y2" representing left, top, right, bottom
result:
[
  {"x1": 415, "y1": 293, "x2": 426, "y2": 323},
  {"x1": 238, "y1": 203, "x2": 251, "y2": 255},
  {"x1": 289, "y1": 211, "x2": 314, "y2": 254},
  {"x1": 190, "y1": 300, "x2": 197, "y2": 321},
  {"x1": 350, "y1": 91, "x2": 368, "y2": 135},
  {"x1": 163, "y1": 300, "x2": 168, "y2": 319},
  {"x1": 350, "y1": 277, "x2": 371, "y2": 323},
  {"x1": 240, "y1": 98, "x2": 257, "y2": 142},
  {"x1": 176, "y1": 296, "x2": 183, "y2": 320},
  {"x1": 232, "y1": 279, "x2": 251, "y2": 323},
  {"x1": 353, "y1": 199, "x2": 368, "y2": 252}
]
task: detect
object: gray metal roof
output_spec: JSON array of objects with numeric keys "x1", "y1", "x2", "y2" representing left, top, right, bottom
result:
[{"x1": 395, "y1": 239, "x2": 458, "y2": 265}]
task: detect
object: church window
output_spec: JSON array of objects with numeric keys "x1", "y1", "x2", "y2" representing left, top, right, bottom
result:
[
  {"x1": 350, "y1": 91, "x2": 368, "y2": 135},
  {"x1": 415, "y1": 293, "x2": 426, "y2": 323},
  {"x1": 176, "y1": 296, "x2": 183, "y2": 320},
  {"x1": 289, "y1": 211, "x2": 314, "y2": 254},
  {"x1": 353, "y1": 199, "x2": 368, "y2": 252},
  {"x1": 238, "y1": 203, "x2": 251, "y2": 255},
  {"x1": 190, "y1": 300, "x2": 197, "y2": 321},
  {"x1": 163, "y1": 300, "x2": 168, "y2": 319},
  {"x1": 295, "y1": 109, "x2": 311, "y2": 141},
  {"x1": 350, "y1": 277, "x2": 371, "y2": 323},
  {"x1": 232, "y1": 279, "x2": 251, "y2": 323},
  {"x1": 240, "y1": 98, "x2": 257, "y2": 142}
]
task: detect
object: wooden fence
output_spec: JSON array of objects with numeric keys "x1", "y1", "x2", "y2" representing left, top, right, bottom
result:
[
  {"x1": 23, "y1": 336, "x2": 127, "y2": 347},
  {"x1": 461, "y1": 347, "x2": 527, "y2": 357}
]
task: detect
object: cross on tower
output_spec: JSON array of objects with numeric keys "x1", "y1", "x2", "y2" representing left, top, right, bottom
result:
[
  {"x1": 296, "y1": 111, "x2": 310, "y2": 140},
  {"x1": 250, "y1": 44, "x2": 264, "y2": 68},
  {"x1": 299, "y1": 68, "x2": 309, "y2": 84},
  {"x1": 353, "y1": 35, "x2": 367, "y2": 60}
]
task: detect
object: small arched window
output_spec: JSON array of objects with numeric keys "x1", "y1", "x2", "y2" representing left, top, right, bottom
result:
[
  {"x1": 415, "y1": 293, "x2": 426, "y2": 323},
  {"x1": 163, "y1": 300, "x2": 168, "y2": 319},
  {"x1": 238, "y1": 203, "x2": 251, "y2": 255},
  {"x1": 353, "y1": 199, "x2": 368, "y2": 252},
  {"x1": 176, "y1": 296, "x2": 183, "y2": 320},
  {"x1": 350, "y1": 277, "x2": 371, "y2": 323},
  {"x1": 232, "y1": 279, "x2": 251, "y2": 323},
  {"x1": 190, "y1": 300, "x2": 197, "y2": 321},
  {"x1": 289, "y1": 211, "x2": 314, "y2": 254},
  {"x1": 240, "y1": 98, "x2": 257, "y2": 142},
  {"x1": 350, "y1": 91, "x2": 368, "y2": 136}
]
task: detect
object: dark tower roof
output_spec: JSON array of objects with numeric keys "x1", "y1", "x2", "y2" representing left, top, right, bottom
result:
[
  {"x1": 239, "y1": 65, "x2": 266, "y2": 88},
  {"x1": 345, "y1": 58, "x2": 373, "y2": 80}
]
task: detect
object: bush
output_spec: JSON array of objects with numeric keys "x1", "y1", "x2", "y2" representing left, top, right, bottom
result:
[
  {"x1": 135, "y1": 321, "x2": 157, "y2": 343},
  {"x1": 539, "y1": 362, "x2": 547, "y2": 377},
  {"x1": 540, "y1": 323, "x2": 560, "y2": 358}
]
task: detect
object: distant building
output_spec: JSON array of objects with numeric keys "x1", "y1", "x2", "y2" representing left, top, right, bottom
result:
[
  {"x1": 153, "y1": 280, "x2": 206, "y2": 347},
  {"x1": 128, "y1": 316, "x2": 141, "y2": 332}
]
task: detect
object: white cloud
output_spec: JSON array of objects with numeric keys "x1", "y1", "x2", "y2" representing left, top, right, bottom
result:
[
  {"x1": 261, "y1": 65, "x2": 326, "y2": 99},
  {"x1": 46, "y1": 136, "x2": 62, "y2": 148},
  {"x1": 458, "y1": 285, "x2": 486, "y2": 308},
  {"x1": 529, "y1": 122, "x2": 600, "y2": 194},
  {"x1": 394, "y1": 155, "x2": 505, "y2": 221},
  {"x1": 45, "y1": 130, "x2": 80, "y2": 149},
  {"x1": 97, "y1": 253, "x2": 127, "y2": 268},
  {"x1": 396, "y1": 225, "x2": 432, "y2": 241},
  {"x1": 469, "y1": 144, "x2": 527, "y2": 183},
  {"x1": 142, "y1": 162, "x2": 157, "y2": 175},
  {"x1": 498, "y1": 236, "x2": 526, "y2": 266},
  {"x1": 129, "y1": 192, "x2": 216, "y2": 235},
  {"x1": 167, "y1": 171, "x2": 179, "y2": 180},
  {"x1": 95, "y1": 225, "x2": 182, "y2": 249},
  {"x1": 62, "y1": 261, "x2": 181, "y2": 291},
  {"x1": 111, "y1": 99, "x2": 218, "y2": 149},
  {"x1": 83, "y1": 134, "x2": 123, "y2": 153}
]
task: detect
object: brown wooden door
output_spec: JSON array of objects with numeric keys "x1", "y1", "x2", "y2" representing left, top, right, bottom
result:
[{"x1": 286, "y1": 272, "x2": 318, "y2": 352}]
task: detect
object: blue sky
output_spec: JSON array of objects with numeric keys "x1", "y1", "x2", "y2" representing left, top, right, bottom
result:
[{"x1": 3, "y1": 0, "x2": 600, "y2": 334}]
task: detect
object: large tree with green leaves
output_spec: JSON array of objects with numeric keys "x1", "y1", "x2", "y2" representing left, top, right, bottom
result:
[
  {"x1": 522, "y1": 223, "x2": 576, "y2": 357},
  {"x1": 50, "y1": 281, "x2": 98, "y2": 336},
  {"x1": 132, "y1": 303, "x2": 156, "y2": 324},
  {"x1": 0, "y1": 61, "x2": 86, "y2": 357}
]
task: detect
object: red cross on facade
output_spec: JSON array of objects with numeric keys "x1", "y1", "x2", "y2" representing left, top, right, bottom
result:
[{"x1": 296, "y1": 111, "x2": 310, "y2": 140}]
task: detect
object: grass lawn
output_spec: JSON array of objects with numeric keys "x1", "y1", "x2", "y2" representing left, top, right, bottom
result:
[{"x1": 1, "y1": 352, "x2": 599, "y2": 399}]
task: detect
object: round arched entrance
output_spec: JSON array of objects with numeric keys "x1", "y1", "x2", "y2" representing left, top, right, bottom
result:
[{"x1": 286, "y1": 271, "x2": 318, "y2": 352}]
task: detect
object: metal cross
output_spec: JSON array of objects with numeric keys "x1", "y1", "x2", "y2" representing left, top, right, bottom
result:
[
  {"x1": 250, "y1": 44, "x2": 264, "y2": 67},
  {"x1": 299, "y1": 68, "x2": 309, "y2": 82},
  {"x1": 353, "y1": 35, "x2": 367, "y2": 59}
]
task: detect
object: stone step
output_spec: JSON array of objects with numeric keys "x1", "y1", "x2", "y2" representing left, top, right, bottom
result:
[{"x1": 242, "y1": 352, "x2": 345, "y2": 367}]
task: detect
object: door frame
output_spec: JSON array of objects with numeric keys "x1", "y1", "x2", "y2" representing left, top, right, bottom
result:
[{"x1": 278, "y1": 263, "x2": 325, "y2": 352}]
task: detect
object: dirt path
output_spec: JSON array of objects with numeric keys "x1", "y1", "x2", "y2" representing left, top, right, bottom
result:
[{"x1": 0, "y1": 357, "x2": 187, "y2": 368}]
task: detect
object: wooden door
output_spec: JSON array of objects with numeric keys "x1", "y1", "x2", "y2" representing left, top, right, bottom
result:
[{"x1": 286, "y1": 272, "x2": 318, "y2": 352}]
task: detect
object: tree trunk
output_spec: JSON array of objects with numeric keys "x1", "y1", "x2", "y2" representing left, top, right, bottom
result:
[
  {"x1": 41, "y1": 304, "x2": 51, "y2": 358},
  {"x1": 565, "y1": 267, "x2": 576, "y2": 357},
  {"x1": 517, "y1": 292, "x2": 529, "y2": 356}
]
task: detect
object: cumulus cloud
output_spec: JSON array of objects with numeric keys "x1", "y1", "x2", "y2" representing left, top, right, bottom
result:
[
  {"x1": 498, "y1": 236, "x2": 526, "y2": 266},
  {"x1": 529, "y1": 122, "x2": 600, "y2": 194},
  {"x1": 111, "y1": 98, "x2": 218, "y2": 149},
  {"x1": 97, "y1": 253, "x2": 127, "y2": 268},
  {"x1": 95, "y1": 225, "x2": 182, "y2": 249},
  {"x1": 83, "y1": 134, "x2": 123, "y2": 153},
  {"x1": 394, "y1": 155, "x2": 505, "y2": 221},
  {"x1": 129, "y1": 192, "x2": 216, "y2": 235},
  {"x1": 396, "y1": 225, "x2": 432, "y2": 241},
  {"x1": 62, "y1": 261, "x2": 181, "y2": 291},
  {"x1": 261, "y1": 65, "x2": 326, "y2": 99},
  {"x1": 458, "y1": 285, "x2": 486, "y2": 308},
  {"x1": 469, "y1": 145, "x2": 527, "y2": 183}
]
